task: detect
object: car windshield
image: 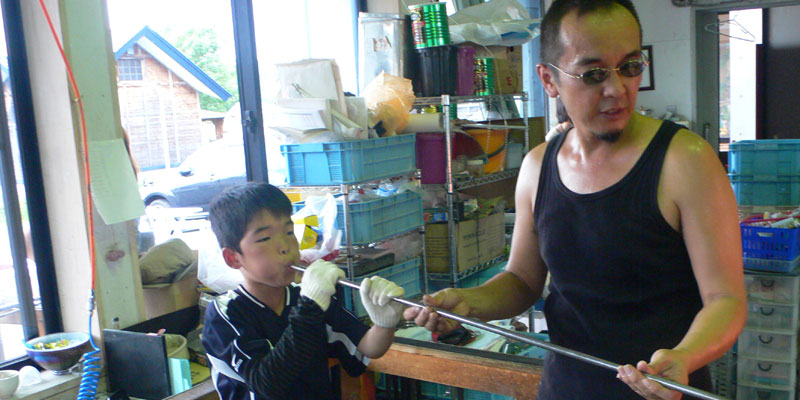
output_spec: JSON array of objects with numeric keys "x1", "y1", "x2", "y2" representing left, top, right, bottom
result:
[{"x1": 180, "y1": 139, "x2": 244, "y2": 176}]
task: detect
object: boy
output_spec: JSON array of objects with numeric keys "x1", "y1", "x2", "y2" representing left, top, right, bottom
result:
[{"x1": 202, "y1": 182, "x2": 404, "y2": 399}]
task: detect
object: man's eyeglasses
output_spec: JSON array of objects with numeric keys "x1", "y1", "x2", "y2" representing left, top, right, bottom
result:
[{"x1": 547, "y1": 56, "x2": 649, "y2": 85}]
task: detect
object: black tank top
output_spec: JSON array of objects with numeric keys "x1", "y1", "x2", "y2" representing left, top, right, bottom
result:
[{"x1": 533, "y1": 121, "x2": 710, "y2": 399}]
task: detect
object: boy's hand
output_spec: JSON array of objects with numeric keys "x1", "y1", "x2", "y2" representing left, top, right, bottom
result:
[
  {"x1": 360, "y1": 276, "x2": 405, "y2": 328},
  {"x1": 300, "y1": 260, "x2": 344, "y2": 311}
]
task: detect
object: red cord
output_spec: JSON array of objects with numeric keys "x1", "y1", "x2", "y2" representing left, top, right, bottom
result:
[{"x1": 38, "y1": 0, "x2": 96, "y2": 290}]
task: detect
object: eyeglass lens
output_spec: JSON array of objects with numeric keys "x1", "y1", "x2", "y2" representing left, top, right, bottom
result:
[{"x1": 582, "y1": 59, "x2": 647, "y2": 85}]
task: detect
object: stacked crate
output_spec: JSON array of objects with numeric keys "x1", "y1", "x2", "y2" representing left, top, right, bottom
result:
[{"x1": 730, "y1": 140, "x2": 800, "y2": 399}]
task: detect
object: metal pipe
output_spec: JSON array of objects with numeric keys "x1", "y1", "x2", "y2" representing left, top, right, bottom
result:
[{"x1": 291, "y1": 265, "x2": 725, "y2": 400}]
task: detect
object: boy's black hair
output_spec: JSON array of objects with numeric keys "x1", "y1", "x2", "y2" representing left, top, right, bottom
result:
[
  {"x1": 209, "y1": 182, "x2": 293, "y2": 252},
  {"x1": 540, "y1": 0, "x2": 642, "y2": 66}
]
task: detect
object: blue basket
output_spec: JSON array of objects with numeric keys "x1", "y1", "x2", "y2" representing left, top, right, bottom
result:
[
  {"x1": 729, "y1": 140, "x2": 800, "y2": 177},
  {"x1": 280, "y1": 135, "x2": 416, "y2": 185},
  {"x1": 428, "y1": 261, "x2": 507, "y2": 292},
  {"x1": 729, "y1": 174, "x2": 800, "y2": 206},
  {"x1": 343, "y1": 257, "x2": 422, "y2": 318},
  {"x1": 337, "y1": 191, "x2": 423, "y2": 245},
  {"x1": 293, "y1": 191, "x2": 423, "y2": 245},
  {"x1": 741, "y1": 225, "x2": 800, "y2": 272}
]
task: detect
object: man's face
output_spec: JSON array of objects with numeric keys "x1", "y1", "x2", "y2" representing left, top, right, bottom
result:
[{"x1": 541, "y1": 5, "x2": 643, "y2": 141}]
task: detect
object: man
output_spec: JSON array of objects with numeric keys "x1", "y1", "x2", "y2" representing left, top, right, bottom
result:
[{"x1": 404, "y1": 1, "x2": 746, "y2": 399}]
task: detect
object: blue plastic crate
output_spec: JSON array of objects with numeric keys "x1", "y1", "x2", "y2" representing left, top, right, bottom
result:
[
  {"x1": 741, "y1": 225, "x2": 800, "y2": 272},
  {"x1": 280, "y1": 135, "x2": 416, "y2": 185},
  {"x1": 343, "y1": 257, "x2": 422, "y2": 318},
  {"x1": 336, "y1": 191, "x2": 423, "y2": 244},
  {"x1": 729, "y1": 139, "x2": 800, "y2": 177},
  {"x1": 293, "y1": 191, "x2": 423, "y2": 245},
  {"x1": 729, "y1": 174, "x2": 800, "y2": 206},
  {"x1": 464, "y1": 389, "x2": 513, "y2": 400},
  {"x1": 427, "y1": 261, "x2": 508, "y2": 292}
]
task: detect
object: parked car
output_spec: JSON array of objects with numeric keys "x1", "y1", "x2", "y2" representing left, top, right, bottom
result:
[{"x1": 140, "y1": 139, "x2": 246, "y2": 210}]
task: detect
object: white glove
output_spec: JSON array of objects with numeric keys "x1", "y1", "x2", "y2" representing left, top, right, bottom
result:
[
  {"x1": 360, "y1": 276, "x2": 405, "y2": 328},
  {"x1": 300, "y1": 260, "x2": 345, "y2": 311}
]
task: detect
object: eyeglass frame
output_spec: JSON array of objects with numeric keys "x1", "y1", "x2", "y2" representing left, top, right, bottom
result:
[{"x1": 546, "y1": 54, "x2": 650, "y2": 85}]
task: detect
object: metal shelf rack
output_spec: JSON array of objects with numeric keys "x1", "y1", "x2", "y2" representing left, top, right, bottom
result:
[
  {"x1": 416, "y1": 93, "x2": 529, "y2": 288},
  {"x1": 283, "y1": 172, "x2": 427, "y2": 307}
]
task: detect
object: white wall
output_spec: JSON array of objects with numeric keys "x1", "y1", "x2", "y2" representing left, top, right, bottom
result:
[{"x1": 633, "y1": 1, "x2": 695, "y2": 127}]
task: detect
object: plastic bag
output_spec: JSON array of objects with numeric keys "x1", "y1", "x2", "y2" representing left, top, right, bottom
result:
[
  {"x1": 449, "y1": 0, "x2": 541, "y2": 46},
  {"x1": 362, "y1": 71, "x2": 415, "y2": 136},
  {"x1": 197, "y1": 227, "x2": 243, "y2": 293},
  {"x1": 292, "y1": 194, "x2": 342, "y2": 264}
]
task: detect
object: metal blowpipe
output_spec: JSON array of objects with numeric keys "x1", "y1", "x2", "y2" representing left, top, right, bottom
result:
[{"x1": 290, "y1": 265, "x2": 723, "y2": 400}]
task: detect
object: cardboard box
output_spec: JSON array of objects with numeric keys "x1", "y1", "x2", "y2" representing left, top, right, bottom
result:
[
  {"x1": 469, "y1": 44, "x2": 523, "y2": 94},
  {"x1": 425, "y1": 219, "x2": 479, "y2": 273},
  {"x1": 476, "y1": 212, "x2": 506, "y2": 264},
  {"x1": 142, "y1": 263, "x2": 200, "y2": 320},
  {"x1": 424, "y1": 212, "x2": 506, "y2": 273}
]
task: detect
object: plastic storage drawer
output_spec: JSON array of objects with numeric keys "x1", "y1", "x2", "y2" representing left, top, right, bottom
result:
[
  {"x1": 741, "y1": 225, "x2": 800, "y2": 273},
  {"x1": 737, "y1": 384, "x2": 794, "y2": 400},
  {"x1": 343, "y1": 257, "x2": 422, "y2": 318},
  {"x1": 728, "y1": 139, "x2": 800, "y2": 176},
  {"x1": 744, "y1": 273, "x2": 800, "y2": 305},
  {"x1": 736, "y1": 357, "x2": 796, "y2": 388},
  {"x1": 745, "y1": 301, "x2": 799, "y2": 331},
  {"x1": 280, "y1": 135, "x2": 416, "y2": 185},
  {"x1": 737, "y1": 329, "x2": 798, "y2": 362},
  {"x1": 730, "y1": 175, "x2": 800, "y2": 206}
]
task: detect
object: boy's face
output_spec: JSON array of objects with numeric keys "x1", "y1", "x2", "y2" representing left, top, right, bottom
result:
[{"x1": 223, "y1": 209, "x2": 300, "y2": 289}]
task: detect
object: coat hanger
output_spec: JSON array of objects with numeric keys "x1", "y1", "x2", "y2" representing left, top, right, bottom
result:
[{"x1": 704, "y1": 17, "x2": 756, "y2": 42}]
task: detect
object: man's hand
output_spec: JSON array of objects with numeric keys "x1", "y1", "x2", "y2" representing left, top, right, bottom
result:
[
  {"x1": 360, "y1": 276, "x2": 405, "y2": 328},
  {"x1": 403, "y1": 288, "x2": 471, "y2": 334},
  {"x1": 300, "y1": 260, "x2": 344, "y2": 311},
  {"x1": 617, "y1": 349, "x2": 688, "y2": 400}
]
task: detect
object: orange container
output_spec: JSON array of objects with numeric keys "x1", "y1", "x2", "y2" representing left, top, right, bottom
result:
[{"x1": 466, "y1": 128, "x2": 508, "y2": 174}]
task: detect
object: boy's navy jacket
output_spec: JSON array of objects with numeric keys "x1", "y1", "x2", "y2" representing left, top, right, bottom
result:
[{"x1": 202, "y1": 283, "x2": 369, "y2": 399}]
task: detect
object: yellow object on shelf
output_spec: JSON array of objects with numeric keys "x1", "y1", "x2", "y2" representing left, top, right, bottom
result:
[
  {"x1": 190, "y1": 361, "x2": 210, "y2": 385},
  {"x1": 466, "y1": 128, "x2": 508, "y2": 174}
]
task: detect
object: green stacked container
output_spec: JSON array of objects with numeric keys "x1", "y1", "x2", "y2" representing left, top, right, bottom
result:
[
  {"x1": 409, "y1": 2, "x2": 450, "y2": 49},
  {"x1": 474, "y1": 57, "x2": 496, "y2": 95}
]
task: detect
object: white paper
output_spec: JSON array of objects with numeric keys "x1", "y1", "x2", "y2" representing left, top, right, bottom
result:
[
  {"x1": 88, "y1": 139, "x2": 145, "y2": 224},
  {"x1": 274, "y1": 59, "x2": 348, "y2": 118}
]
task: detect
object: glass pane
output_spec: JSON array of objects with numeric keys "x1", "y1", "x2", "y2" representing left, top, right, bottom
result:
[
  {"x1": 252, "y1": 0, "x2": 358, "y2": 186},
  {"x1": 107, "y1": 0, "x2": 241, "y2": 251},
  {"x1": 0, "y1": 9, "x2": 42, "y2": 364}
]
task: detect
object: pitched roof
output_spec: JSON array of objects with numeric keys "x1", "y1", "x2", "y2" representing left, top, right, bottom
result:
[{"x1": 114, "y1": 26, "x2": 231, "y2": 101}]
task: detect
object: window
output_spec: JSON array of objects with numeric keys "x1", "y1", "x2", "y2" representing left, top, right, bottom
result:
[
  {"x1": 107, "y1": 0, "x2": 241, "y2": 250},
  {"x1": 117, "y1": 58, "x2": 143, "y2": 81},
  {"x1": 0, "y1": 1, "x2": 60, "y2": 367}
]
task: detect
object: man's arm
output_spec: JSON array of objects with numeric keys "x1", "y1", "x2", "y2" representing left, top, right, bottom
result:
[
  {"x1": 665, "y1": 129, "x2": 747, "y2": 372},
  {"x1": 620, "y1": 129, "x2": 747, "y2": 399}
]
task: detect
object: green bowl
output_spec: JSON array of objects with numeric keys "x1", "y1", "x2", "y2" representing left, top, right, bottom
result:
[{"x1": 25, "y1": 332, "x2": 92, "y2": 375}]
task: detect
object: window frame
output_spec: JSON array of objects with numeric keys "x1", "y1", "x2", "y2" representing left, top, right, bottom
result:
[
  {"x1": 0, "y1": 0, "x2": 62, "y2": 370},
  {"x1": 117, "y1": 58, "x2": 143, "y2": 81}
]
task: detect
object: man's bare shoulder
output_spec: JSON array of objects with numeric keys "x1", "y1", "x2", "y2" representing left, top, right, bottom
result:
[
  {"x1": 667, "y1": 127, "x2": 717, "y2": 166},
  {"x1": 520, "y1": 141, "x2": 549, "y2": 176}
]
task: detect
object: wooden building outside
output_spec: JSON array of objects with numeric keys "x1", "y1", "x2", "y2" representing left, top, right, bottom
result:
[{"x1": 114, "y1": 26, "x2": 231, "y2": 171}]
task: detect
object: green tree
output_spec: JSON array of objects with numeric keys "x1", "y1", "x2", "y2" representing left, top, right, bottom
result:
[{"x1": 174, "y1": 28, "x2": 239, "y2": 113}]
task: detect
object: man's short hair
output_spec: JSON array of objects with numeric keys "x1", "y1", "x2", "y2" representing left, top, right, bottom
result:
[
  {"x1": 209, "y1": 182, "x2": 293, "y2": 252},
  {"x1": 540, "y1": 0, "x2": 642, "y2": 65}
]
